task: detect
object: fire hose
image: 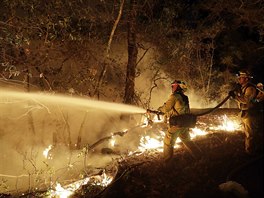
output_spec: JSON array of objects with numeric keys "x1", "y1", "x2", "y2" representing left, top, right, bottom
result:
[
  {"x1": 147, "y1": 94, "x2": 231, "y2": 128},
  {"x1": 86, "y1": 95, "x2": 231, "y2": 151}
]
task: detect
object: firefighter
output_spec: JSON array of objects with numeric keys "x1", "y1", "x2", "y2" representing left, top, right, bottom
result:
[
  {"x1": 256, "y1": 82, "x2": 264, "y2": 102},
  {"x1": 158, "y1": 80, "x2": 200, "y2": 164},
  {"x1": 229, "y1": 71, "x2": 263, "y2": 155}
]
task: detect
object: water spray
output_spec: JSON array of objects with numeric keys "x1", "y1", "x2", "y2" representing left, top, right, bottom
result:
[{"x1": 0, "y1": 89, "x2": 146, "y2": 114}]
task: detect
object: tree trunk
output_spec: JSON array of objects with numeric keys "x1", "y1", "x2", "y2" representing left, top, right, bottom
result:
[{"x1": 123, "y1": 0, "x2": 138, "y2": 105}]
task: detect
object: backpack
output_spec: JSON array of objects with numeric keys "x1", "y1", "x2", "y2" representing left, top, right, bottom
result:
[{"x1": 169, "y1": 113, "x2": 197, "y2": 128}]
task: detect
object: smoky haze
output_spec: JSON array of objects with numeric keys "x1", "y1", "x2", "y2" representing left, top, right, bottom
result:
[
  {"x1": 0, "y1": 88, "x2": 146, "y2": 194},
  {"x1": 0, "y1": 73, "x2": 232, "y2": 194}
]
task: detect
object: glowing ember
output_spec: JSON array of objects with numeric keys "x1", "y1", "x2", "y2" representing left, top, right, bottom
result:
[
  {"x1": 52, "y1": 183, "x2": 74, "y2": 198},
  {"x1": 48, "y1": 171, "x2": 113, "y2": 198},
  {"x1": 48, "y1": 113, "x2": 241, "y2": 197},
  {"x1": 49, "y1": 178, "x2": 89, "y2": 198},
  {"x1": 138, "y1": 135, "x2": 164, "y2": 152},
  {"x1": 210, "y1": 114, "x2": 241, "y2": 132},
  {"x1": 109, "y1": 139, "x2": 116, "y2": 147},
  {"x1": 43, "y1": 145, "x2": 53, "y2": 159},
  {"x1": 91, "y1": 171, "x2": 113, "y2": 187},
  {"x1": 45, "y1": 113, "x2": 242, "y2": 198},
  {"x1": 190, "y1": 127, "x2": 208, "y2": 138},
  {"x1": 137, "y1": 114, "x2": 241, "y2": 152}
]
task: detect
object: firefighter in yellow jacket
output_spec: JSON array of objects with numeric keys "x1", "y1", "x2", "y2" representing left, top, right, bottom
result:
[
  {"x1": 158, "y1": 80, "x2": 199, "y2": 163},
  {"x1": 256, "y1": 82, "x2": 264, "y2": 102},
  {"x1": 229, "y1": 71, "x2": 263, "y2": 155}
]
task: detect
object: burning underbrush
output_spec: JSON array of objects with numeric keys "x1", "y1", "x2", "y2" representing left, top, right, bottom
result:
[
  {"x1": 72, "y1": 109, "x2": 262, "y2": 198},
  {"x1": 1, "y1": 108, "x2": 263, "y2": 198}
]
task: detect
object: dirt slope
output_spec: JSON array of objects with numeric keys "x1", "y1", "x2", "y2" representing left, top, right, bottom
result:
[{"x1": 93, "y1": 131, "x2": 263, "y2": 198}]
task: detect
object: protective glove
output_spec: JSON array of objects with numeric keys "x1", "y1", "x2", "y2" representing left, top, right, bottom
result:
[
  {"x1": 157, "y1": 104, "x2": 165, "y2": 112},
  {"x1": 228, "y1": 90, "x2": 236, "y2": 98}
]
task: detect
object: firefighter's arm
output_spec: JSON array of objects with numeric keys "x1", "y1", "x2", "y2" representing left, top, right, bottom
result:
[
  {"x1": 235, "y1": 86, "x2": 256, "y2": 104},
  {"x1": 157, "y1": 95, "x2": 175, "y2": 113},
  {"x1": 157, "y1": 104, "x2": 165, "y2": 113},
  {"x1": 256, "y1": 92, "x2": 264, "y2": 102},
  {"x1": 161, "y1": 94, "x2": 176, "y2": 113}
]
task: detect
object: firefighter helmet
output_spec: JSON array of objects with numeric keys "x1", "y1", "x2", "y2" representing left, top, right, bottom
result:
[
  {"x1": 257, "y1": 82, "x2": 263, "y2": 88},
  {"x1": 171, "y1": 80, "x2": 187, "y2": 92},
  {"x1": 236, "y1": 70, "x2": 253, "y2": 79}
]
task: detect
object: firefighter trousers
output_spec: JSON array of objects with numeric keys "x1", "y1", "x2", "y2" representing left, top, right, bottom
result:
[
  {"x1": 163, "y1": 126, "x2": 191, "y2": 162},
  {"x1": 241, "y1": 110, "x2": 263, "y2": 154}
]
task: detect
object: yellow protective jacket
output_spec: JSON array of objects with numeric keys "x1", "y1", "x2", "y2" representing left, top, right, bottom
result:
[
  {"x1": 158, "y1": 91, "x2": 190, "y2": 119},
  {"x1": 256, "y1": 90, "x2": 264, "y2": 102},
  {"x1": 235, "y1": 82, "x2": 257, "y2": 110}
]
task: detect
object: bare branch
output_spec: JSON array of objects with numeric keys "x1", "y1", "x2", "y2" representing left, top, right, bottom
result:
[
  {"x1": 93, "y1": 0, "x2": 125, "y2": 98},
  {"x1": 106, "y1": 0, "x2": 125, "y2": 58},
  {"x1": 136, "y1": 47, "x2": 150, "y2": 66}
]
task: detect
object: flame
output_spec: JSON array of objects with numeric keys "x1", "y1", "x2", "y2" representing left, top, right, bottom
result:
[
  {"x1": 91, "y1": 171, "x2": 113, "y2": 187},
  {"x1": 49, "y1": 178, "x2": 89, "y2": 198},
  {"x1": 48, "y1": 171, "x2": 113, "y2": 198},
  {"x1": 137, "y1": 114, "x2": 241, "y2": 152},
  {"x1": 43, "y1": 145, "x2": 53, "y2": 159},
  {"x1": 109, "y1": 139, "x2": 116, "y2": 147},
  {"x1": 47, "y1": 114, "x2": 241, "y2": 197},
  {"x1": 52, "y1": 183, "x2": 74, "y2": 198},
  {"x1": 138, "y1": 135, "x2": 164, "y2": 152},
  {"x1": 210, "y1": 114, "x2": 241, "y2": 132},
  {"x1": 190, "y1": 127, "x2": 208, "y2": 138}
]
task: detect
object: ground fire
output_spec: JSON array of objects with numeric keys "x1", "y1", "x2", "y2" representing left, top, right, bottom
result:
[
  {"x1": 43, "y1": 109, "x2": 243, "y2": 198},
  {"x1": 0, "y1": 90, "x2": 262, "y2": 198}
]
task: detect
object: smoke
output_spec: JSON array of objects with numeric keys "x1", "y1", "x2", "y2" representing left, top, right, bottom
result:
[
  {"x1": 135, "y1": 69, "x2": 218, "y2": 110},
  {"x1": 133, "y1": 44, "x2": 234, "y2": 110},
  {"x1": 134, "y1": 46, "x2": 221, "y2": 110},
  {"x1": 0, "y1": 88, "x2": 146, "y2": 194}
]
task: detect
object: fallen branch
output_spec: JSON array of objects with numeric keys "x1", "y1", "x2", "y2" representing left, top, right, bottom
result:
[
  {"x1": 88, "y1": 131, "x2": 127, "y2": 151},
  {"x1": 88, "y1": 123, "x2": 146, "y2": 151}
]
